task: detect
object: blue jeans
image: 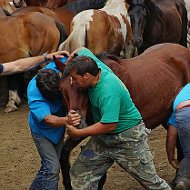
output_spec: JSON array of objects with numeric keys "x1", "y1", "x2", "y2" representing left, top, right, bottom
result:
[
  {"x1": 176, "y1": 107, "x2": 190, "y2": 157},
  {"x1": 30, "y1": 133, "x2": 64, "y2": 190}
]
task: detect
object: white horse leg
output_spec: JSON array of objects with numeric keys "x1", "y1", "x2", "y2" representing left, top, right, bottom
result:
[{"x1": 4, "y1": 90, "x2": 21, "y2": 113}]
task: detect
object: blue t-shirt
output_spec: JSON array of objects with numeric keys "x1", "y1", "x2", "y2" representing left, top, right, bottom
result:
[
  {"x1": 0, "y1": 64, "x2": 3, "y2": 74},
  {"x1": 168, "y1": 83, "x2": 190, "y2": 127},
  {"x1": 28, "y1": 57, "x2": 67, "y2": 144}
]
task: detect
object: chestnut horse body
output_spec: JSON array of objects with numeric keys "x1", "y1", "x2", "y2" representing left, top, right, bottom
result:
[
  {"x1": 55, "y1": 43, "x2": 190, "y2": 189},
  {"x1": 59, "y1": 43, "x2": 190, "y2": 129},
  {"x1": 12, "y1": 0, "x2": 73, "y2": 9},
  {"x1": 12, "y1": 0, "x2": 107, "y2": 35},
  {"x1": 0, "y1": 12, "x2": 67, "y2": 112}
]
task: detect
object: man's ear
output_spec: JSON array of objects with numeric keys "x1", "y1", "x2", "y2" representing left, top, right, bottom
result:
[{"x1": 83, "y1": 73, "x2": 90, "y2": 79}]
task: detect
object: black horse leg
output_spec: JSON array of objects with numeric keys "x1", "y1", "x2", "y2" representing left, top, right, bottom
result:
[
  {"x1": 98, "y1": 173, "x2": 107, "y2": 190},
  {"x1": 60, "y1": 138, "x2": 84, "y2": 190},
  {"x1": 60, "y1": 147, "x2": 72, "y2": 190}
]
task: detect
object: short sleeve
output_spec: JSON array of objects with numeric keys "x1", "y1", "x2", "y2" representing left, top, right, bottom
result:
[{"x1": 167, "y1": 112, "x2": 177, "y2": 127}]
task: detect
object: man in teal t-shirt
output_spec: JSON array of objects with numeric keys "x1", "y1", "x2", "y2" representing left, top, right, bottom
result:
[{"x1": 65, "y1": 47, "x2": 171, "y2": 190}]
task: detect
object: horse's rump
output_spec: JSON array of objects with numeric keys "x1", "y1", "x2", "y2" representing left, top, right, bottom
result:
[{"x1": 58, "y1": 0, "x2": 133, "y2": 58}]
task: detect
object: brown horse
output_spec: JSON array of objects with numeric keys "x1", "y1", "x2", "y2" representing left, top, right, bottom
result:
[
  {"x1": 0, "y1": 12, "x2": 67, "y2": 112},
  {"x1": 12, "y1": 0, "x2": 107, "y2": 35},
  {"x1": 127, "y1": 0, "x2": 188, "y2": 54},
  {"x1": 12, "y1": 0, "x2": 73, "y2": 9},
  {"x1": 58, "y1": 0, "x2": 134, "y2": 58},
  {"x1": 53, "y1": 43, "x2": 190, "y2": 190}
]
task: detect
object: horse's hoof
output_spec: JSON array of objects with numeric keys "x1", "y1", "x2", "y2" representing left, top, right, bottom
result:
[{"x1": 4, "y1": 105, "x2": 18, "y2": 113}]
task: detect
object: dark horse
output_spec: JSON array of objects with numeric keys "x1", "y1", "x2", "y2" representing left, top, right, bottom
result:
[
  {"x1": 127, "y1": 0, "x2": 188, "y2": 54},
  {"x1": 53, "y1": 43, "x2": 190, "y2": 189}
]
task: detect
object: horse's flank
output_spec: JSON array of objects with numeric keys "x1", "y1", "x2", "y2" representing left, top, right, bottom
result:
[
  {"x1": 58, "y1": 0, "x2": 133, "y2": 58},
  {"x1": 59, "y1": 43, "x2": 190, "y2": 129}
]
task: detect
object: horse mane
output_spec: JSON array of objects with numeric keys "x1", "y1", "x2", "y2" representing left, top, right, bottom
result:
[
  {"x1": 145, "y1": 0, "x2": 163, "y2": 24},
  {"x1": 97, "y1": 52, "x2": 122, "y2": 64},
  {"x1": 128, "y1": 0, "x2": 163, "y2": 23},
  {"x1": 64, "y1": 0, "x2": 106, "y2": 14}
]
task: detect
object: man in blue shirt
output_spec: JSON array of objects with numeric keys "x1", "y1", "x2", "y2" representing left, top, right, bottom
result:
[
  {"x1": 166, "y1": 83, "x2": 190, "y2": 190},
  {"x1": 27, "y1": 57, "x2": 81, "y2": 190}
]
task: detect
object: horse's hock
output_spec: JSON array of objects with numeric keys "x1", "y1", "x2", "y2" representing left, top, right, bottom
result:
[{"x1": 0, "y1": 76, "x2": 8, "y2": 106}]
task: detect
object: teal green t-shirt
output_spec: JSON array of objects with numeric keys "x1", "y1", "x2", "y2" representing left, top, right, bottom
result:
[{"x1": 77, "y1": 48, "x2": 142, "y2": 133}]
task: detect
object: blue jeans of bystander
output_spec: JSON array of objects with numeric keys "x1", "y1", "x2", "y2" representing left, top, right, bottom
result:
[
  {"x1": 30, "y1": 133, "x2": 64, "y2": 190},
  {"x1": 176, "y1": 107, "x2": 190, "y2": 157},
  {"x1": 175, "y1": 107, "x2": 190, "y2": 188}
]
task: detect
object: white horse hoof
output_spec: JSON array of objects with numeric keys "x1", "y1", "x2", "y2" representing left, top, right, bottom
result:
[{"x1": 4, "y1": 100, "x2": 18, "y2": 113}]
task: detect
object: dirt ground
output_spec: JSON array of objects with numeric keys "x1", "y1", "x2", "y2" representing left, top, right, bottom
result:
[{"x1": 0, "y1": 104, "x2": 176, "y2": 190}]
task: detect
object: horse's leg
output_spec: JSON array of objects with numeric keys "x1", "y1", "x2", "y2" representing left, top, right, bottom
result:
[
  {"x1": 0, "y1": 76, "x2": 8, "y2": 106},
  {"x1": 97, "y1": 173, "x2": 107, "y2": 190},
  {"x1": 4, "y1": 73, "x2": 22, "y2": 113},
  {"x1": 60, "y1": 138, "x2": 85, "y2": 190}
]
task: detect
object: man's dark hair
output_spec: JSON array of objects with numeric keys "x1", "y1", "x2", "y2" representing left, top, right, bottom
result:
[
  {"x1": 63, "y1": 56, "x2": 99, "y2": 77},
  {"x1": 36, "y1": 68, "x2": 62, "y2": 100}
]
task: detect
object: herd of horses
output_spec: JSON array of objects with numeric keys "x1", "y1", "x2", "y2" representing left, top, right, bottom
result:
[{"x1": 1, "y1": 0, "x2": 190, "y2": 189}]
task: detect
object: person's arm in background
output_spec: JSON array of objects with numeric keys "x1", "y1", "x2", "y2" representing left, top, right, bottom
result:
[
  {"x1": 0, "y1": 51, "x2": 69, "y2": 76},
  {"x1": 166, "y1": 124, "x2": 179, "y2": 169}
]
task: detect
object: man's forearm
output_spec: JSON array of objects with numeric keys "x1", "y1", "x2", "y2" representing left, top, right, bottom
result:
[
  {"x1": 1, "y1": 55, "x2": 46, "y2": 76},
  {"x1": 166, "y1": 136, "x2": 176, "y2": 162},
  {"x1": 76, "y1": 122, "x2": 117, "y2": 137},
  {"x1": 43, "y1": 115, "x2": 69, "y2": 128}
]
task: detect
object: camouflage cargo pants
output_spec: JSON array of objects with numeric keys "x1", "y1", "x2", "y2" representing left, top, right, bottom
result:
[{"x1": 70, "y1": 121, "x2": 170, "y2": 190}]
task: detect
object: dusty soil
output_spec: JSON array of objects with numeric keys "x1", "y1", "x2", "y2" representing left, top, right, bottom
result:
[{"x1": 0, "y1": 104, "x2": 176, "y2": 190}]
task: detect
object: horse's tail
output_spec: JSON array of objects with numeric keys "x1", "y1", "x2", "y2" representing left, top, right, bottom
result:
[
  {"x1": 175, "y1": 0, "x2": 188, "y2": 47},
  {"x1": 58, "y1": 18, "x2": 87, "y2": 52},
  {"x1": 55, "y1": 21, "x2": 68, "y2": 50}
]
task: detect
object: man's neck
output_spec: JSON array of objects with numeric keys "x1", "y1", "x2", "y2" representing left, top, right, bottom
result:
[{"x1": 91, "y1": 70, "x2": 101, "y2": 87}]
